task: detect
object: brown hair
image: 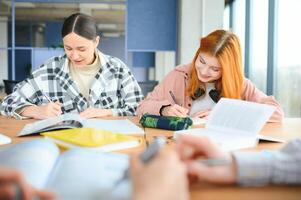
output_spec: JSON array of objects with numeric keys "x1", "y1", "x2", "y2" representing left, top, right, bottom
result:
[{"x1": 187, "y1": 30, "x2": 244, "y2": 99}]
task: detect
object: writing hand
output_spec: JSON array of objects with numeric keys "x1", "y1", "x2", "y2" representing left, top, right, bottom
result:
[
  {"x1": 21, "y1": 101, "x2": 62, "y2": 119},
  {"x1": 191, "y1": 109, "x2": 211, "y2": 118},
  {"x1": 161, "y1": 104, "x2": 188, "y2": 117}
]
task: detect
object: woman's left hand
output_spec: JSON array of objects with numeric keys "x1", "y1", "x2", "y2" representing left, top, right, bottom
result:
[
  {"x1": 80, "y1": 108, "x2": 113, "y2": 118},
  {"x1": 191, "y1": 109, "x2": 211, "y2": 118}
]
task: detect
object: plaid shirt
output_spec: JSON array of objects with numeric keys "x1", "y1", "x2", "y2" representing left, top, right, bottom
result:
[
  {"x1": 234, "y1": 139, "x2": 301, "y2": 186},
  {"x1": 0, "y1": 51, "x2": 143, "y2": 119}
]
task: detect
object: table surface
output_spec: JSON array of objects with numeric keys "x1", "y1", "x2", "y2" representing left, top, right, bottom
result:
[{"x1": 1, "y1": 116, "x2": 301, "y2": 200}]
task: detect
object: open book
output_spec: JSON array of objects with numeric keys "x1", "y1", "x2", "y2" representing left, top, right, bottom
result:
[
  {"x1": 174, "y1": 98, "x2": 281, "y2": 151},
  {"x1": 42, "y1": 128, "x2": 141, "y2": 152},
  {"x1": 0, "y1": 139, "x2": 131, "y2": 200},
  {"x1": 18, "y1": 113, "x2": 144, "y2": 136}
]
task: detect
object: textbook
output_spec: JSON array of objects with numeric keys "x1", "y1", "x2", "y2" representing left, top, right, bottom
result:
[
  {"x1": 174, "y1": 98, "x2": 277, "y2": 151},
  {"x1": 0, "y1": 139, "x2": 131, "y2": 200},
  {"x1": 42, "y1": 128, "x2": 141, "y2": 152},
  {"x1": 18, "y1": 113, "x2": 144, "y2": 136}
]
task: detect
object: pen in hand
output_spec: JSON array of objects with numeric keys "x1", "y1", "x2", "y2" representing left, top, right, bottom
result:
[
  {"x1": 42, "y1": 91, "x2": 52, "y2": 102},
  {"x1": 114, "y1": 137, "x2": 166, "y2": 186},
  {"x1": 169, "y1": 91, "x2": 182, "y2": 106},
  {"x1": 13, "y1": 183, "x2": 22, "y2": 200}
]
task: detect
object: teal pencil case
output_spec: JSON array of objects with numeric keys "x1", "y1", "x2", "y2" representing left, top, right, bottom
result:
[{"x1": 139, "y1": 114, "x2": 193, "y2": 131}]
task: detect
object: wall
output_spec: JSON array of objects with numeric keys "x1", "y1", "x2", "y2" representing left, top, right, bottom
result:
[{"x1": 178, "y1": 0, "x2": 224, "y2": 65}]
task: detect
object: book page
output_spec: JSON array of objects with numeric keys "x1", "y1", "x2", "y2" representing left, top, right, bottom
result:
[
  {"x1": 46, "y1": 149, "x2": 131, "y2": 200},
  {"x1": 18, "y1": 113, "x2": 84, "y2": 136},
  {"x1": 0, "y1": 139, "x2": 60, "y2": 189},
  {"x1": 84, "y1": 119, "x2": 144, "y2": 135},
  {"x1": 207, "y1": 98, "x2": 275, "y2": 136},
  {"x1": 174, "y1": 128, "x2": 257, "y2": 151}
]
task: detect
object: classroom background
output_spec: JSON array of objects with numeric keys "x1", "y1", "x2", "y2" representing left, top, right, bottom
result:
[{"x1": 0, "y1": 0, "x2": 300, "y2": 117}]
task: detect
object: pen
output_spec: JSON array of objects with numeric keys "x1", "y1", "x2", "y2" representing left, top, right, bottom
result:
[
  {"x1": 13, "y1": 183, "x2": 22, "y2": 200},
  {"x1": 169, "y1": 91, "x2": 181, "y2": 106},
  {"x1": 42, "y1": 91, "x2": 52, "y2": 102},
  {"x1": 114, "y1": 137, "x2": 166, "y2": 186},
  {"x1": 197, "y1": 157, "x2": 230, "y2": 166}
]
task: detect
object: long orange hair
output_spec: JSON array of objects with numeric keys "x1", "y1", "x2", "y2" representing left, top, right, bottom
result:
[{"x1": 187, "y1": 30, "x2": 244, "y2": 100}]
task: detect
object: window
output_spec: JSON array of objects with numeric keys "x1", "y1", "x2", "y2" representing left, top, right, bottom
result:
[
  {"x1": 231, "y1": 0, "x2": 245, "y2": 69},
  {"x1": 276, "y1": 0, "x2": 301, "y2": 117},
  {"x1": 225, "y1": 0, "x2": 301, "y2": 117},
  {"x1": 249, "y1": 0, "x2": 269, "y2": 92}
]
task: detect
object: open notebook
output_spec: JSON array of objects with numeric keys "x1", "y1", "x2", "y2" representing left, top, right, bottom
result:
[
  {"x1": 174, "y1": 98, "x2": 282, "y2": 151},
  {"x1": 18, "y1": 113, "x2": 144, "y2": 136},
  {"x1": 0, "y1": 139, "x2": 131, "y2": 200}
]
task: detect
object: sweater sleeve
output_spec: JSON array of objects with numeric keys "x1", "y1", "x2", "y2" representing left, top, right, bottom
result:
[
  {"x1": 136, "y1": 69, "x2": 187, "y2": 116},
  {"x1": 241, "y1": 78, "x2": 284, "y2": 122},
  {"x1": 233, "y1": 139, "x2": 301, "y2": 186}
]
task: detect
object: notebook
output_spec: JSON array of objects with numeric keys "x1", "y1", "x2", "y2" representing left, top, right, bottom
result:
[
  {"x1": 0, "y1": 133, "x2": 11, "y2": 145},
  {"x1": 174, "y1": 98, "x2": 278, "y2": 151},
  {"x1": 18, "y1": 113, "x2": 144, "y2": 136},
  {"x1": 0, "y1": 139, "x2": 131, "y2": 200},
  {"x1": 42, "y1": 128, "x2": 141, "y2": 152}
]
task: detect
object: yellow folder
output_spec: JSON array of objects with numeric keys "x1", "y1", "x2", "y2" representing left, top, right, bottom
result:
[{"x1": 42, "y1": 128, "x2": 141, "y2": 151}]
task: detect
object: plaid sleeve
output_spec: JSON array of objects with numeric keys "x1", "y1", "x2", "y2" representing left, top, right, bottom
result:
[
  {"x1": 233, "y1": 139, "x2": 301, "y2": 186},
  {"x1": 0, "y1": 75, "x2": 42, "y2": 119},
  {"x1": 111, "y1": 62, "x2": 143, "y2": 116}
]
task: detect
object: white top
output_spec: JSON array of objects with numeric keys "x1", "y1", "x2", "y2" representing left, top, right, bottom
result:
[
  {"x1": 69, "y1": 52, "x2": 102, "y2": 100},
  {"x1": 189, "y1": 82, "x2": 216, "y2": 116}
]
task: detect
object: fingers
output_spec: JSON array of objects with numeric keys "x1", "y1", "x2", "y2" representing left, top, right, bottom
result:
[
  {"x1": 43, "y1": 101, "x2": 62, "y2": 117},
  {"x1": 176, "y1": 135, "x2": 223, "y2": 160},
  {"x1": 0, "y1": 167, "x2": 22, "y2": 181},
  {"x1": 80, "y1": 108, "x2": 95, "y2": 118},
  {"x1": 129, "y1": 154, "x2": 144, "y2": 175},
  {"x1": 192, "y1": 109, "x2": 211, "y2": 118},
  {"x1": 80, "y1": 108, "x2": 112, "y2": 118},
  {"x1": 185, "y1": 159, "x2": 237, "y2": 184},
  {"x1": 165, "y1": 104, "x2": 189, "y2": 117}
]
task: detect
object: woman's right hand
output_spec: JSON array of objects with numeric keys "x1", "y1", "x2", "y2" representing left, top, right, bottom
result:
[
  {"x1": 20, "y1": 101, "x2": 62, "y2": 119},
  {"x1": 161, "y1": 104, "x2": 189, "y2": 117},
  {"x1": 176, "y1": 135, "x2": 237, "y2": 185}
]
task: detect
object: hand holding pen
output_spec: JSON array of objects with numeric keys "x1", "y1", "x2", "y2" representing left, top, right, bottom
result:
[
  {"x1": 19, "y1": 92, "x2": 62, "y2": 119},
  {"x1": 160, "y1": 91, "x2": 188, "y2": 117},
  {"x1": 115, "y1": 137, "x2": 167, "y2": 187},
  {"x1": 130, "y1": 138, "x2": 190, "y2": 200},
  {"x1": 176, "y1": 135, "x2": 236, "y2": 184}
]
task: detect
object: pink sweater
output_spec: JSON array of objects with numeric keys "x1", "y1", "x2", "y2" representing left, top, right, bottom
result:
[{"x1": 137, "y1": 64, "x2": 284, "y2": 122}]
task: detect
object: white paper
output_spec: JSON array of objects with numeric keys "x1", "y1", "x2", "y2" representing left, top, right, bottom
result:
[
  {"x1": 0, "y1": 139, "x2": 59, "y2": 188},
  {"x1": 174, "y1": 98, "x2": 275, "y2": 151},
  {"x1": 18, "y1": 113, "x2": 144, "y2": 136},
  {"x1": 84, "y1": 119, "x2": 144, "y2": 135},
  {"x1": 46, "y1": 149, "x2": 130, "y2": 200},
  {"x1": 0, "y1": 139, "x2": 132, "y2": 199}
]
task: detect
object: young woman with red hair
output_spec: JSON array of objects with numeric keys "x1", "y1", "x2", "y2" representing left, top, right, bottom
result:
[{"x1": 137, "y1": 30, "x2": 283, "y2": 122}]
